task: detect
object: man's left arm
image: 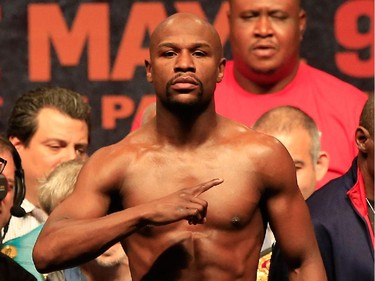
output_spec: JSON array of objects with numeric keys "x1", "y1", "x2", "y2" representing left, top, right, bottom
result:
[{"x1": 264, "y1": 142, "x2": 327, "y2": 281}]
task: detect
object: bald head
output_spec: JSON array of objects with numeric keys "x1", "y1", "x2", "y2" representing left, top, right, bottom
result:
[
  {"x1": 150, "y1": 13, "x2": 223, "y2": 59},
  {"x1": 227, "y1": 0, "x2": 303, "y2": 11}
]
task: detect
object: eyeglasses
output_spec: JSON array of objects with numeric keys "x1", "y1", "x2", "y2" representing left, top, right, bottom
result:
[{"x1": 0, "y1": 157, "x2": 7, "y2": 174}]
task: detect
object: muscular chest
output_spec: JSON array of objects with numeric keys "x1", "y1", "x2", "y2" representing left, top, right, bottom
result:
[{"x1": 122, "y1": 150, "x2": 263, "y2": 230}]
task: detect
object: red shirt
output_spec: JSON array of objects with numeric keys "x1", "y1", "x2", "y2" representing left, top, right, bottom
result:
[{"x1": 214, "y1": 61, "x2": 368, "y2": 187}]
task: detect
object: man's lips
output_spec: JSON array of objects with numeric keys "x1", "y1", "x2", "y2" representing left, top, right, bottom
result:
[
  {"x1": 251, "y1": 42, "x2": 277, "y2": 57},
  {"x1": 170, "y1": 76, "x2": 199, "y2": 91},
  {"x1": 172, "y1": 76, "x2": 199, "y2": 85}
]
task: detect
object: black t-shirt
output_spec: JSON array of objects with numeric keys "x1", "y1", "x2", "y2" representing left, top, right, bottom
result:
[{"x1": 0, "y1": 252, "x2": 37, "y2": 281}]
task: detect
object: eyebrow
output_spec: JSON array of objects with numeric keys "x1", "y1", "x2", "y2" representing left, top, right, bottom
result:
[
  {"x1": 158, "y1": 42, "x2": 212, "y2": 49},
  {"x1": 43, "y1": 138, "x2": 88, "y2": 145},
  {"x1": 241, "y1": 8, "x2": 288, "y2": 14}
]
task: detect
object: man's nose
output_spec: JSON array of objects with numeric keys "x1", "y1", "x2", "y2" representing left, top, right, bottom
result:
[
  {"x1": 63, "y1": 148, "x2": 80, "y2": 161},
  {"x1": 174, "y1": 51, "x2": 196, "y2": 72},
  {"x1": 254, "y1": 16, "x2": 273, "y2": 37}
]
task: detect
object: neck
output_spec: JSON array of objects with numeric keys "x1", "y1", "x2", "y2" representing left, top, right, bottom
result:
[
  {"x1": 155, "y1": 102, "x2": 219, "y2": 147},
  {"x1": 25, "y1": 179, "x2": 40, "y2": 207},
  {"x1": 233, "y1": 60, "x2": 300, "y2": 94}
]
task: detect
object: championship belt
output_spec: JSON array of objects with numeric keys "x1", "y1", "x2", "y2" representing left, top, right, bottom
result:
[{"x1": 257, "y1": 247, "x2": 272, "y2": 281}]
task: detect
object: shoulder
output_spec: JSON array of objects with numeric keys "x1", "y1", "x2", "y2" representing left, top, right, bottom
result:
[
  {"x1": 218, "y1": 117, "x2": 294, "y2": 175},
  {"x1": 219, "y1": 117, "x2": 283, "y2": 150},
  {"x1": 80, "y1": 131, "x2": 153, "y2": 188},
  {"x1": 89, "y1": 130, "x2": 150, "y2": 166}
]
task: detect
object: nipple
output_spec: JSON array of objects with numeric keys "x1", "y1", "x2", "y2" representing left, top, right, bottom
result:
[{"x1": 231, "y1": 216, "x2": 241, "y2": 228}]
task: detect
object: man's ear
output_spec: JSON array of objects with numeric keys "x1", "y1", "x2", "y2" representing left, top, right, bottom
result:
[
  {"x1": 315, "y1": 151, "x2": 329, "y2": 182},
  {"x1": 355, "y1": 126, "x2": 370, "y2": 153},
  {"x1": 9, "y1": 136, "x2": 25, "y2": 152},
  {"x1": 216, "y1": 58, "x2": 226, "y2": 83},
  {"x1": 145, "y1": 60, "x2": 152, "y2": 83}
]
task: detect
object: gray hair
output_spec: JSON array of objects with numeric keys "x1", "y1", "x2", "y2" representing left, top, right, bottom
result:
[
  {"x1": 38, "y1": 159, "x2": 85, "y2": 215},
  {"x1": 253, "y1": 106, "x2": 321, "y2": 164}
]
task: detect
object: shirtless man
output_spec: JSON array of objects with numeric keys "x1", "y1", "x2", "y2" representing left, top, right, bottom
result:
[{"x1": 33, "y1": 13, "x2": 326, "y2": 281}]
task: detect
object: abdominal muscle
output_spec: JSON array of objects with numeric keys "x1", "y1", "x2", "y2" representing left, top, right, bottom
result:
[{"x1": 125, "y1": 219, "x2": 262, "y2": 281}]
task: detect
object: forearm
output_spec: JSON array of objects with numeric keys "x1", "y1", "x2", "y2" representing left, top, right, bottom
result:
[
  {"x1": 33, "y1": 206, "x2": 146, "y2": 273},
  {"x1": 288, "y1": 252, "x2": 327, "y2": 281}
]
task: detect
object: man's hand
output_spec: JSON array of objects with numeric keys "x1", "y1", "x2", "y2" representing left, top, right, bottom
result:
[{"x1": 145, "y1": 178, "x2": 224, "y2": 226}]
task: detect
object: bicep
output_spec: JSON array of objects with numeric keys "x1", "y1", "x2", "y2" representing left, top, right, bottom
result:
[
  {"x1": 48, "y1": 153, "x2": 121, "y2": 221},
  {"x1": 264, "y1": 146, "x2": 316, "y2": 263}
]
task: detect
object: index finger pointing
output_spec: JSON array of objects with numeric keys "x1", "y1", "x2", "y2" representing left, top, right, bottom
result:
[{"x1": 193, "y1": 178, "x2": 224, "y2": 197}]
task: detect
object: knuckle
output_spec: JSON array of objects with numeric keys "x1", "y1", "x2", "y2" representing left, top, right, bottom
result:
[{"x1": 196, "y1": 205, "x2": 204, "y2": 212}]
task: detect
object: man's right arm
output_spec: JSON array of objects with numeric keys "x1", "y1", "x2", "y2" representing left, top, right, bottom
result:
[{"x1": 32, "y1": 157, "x2": 146, "y2": 273}]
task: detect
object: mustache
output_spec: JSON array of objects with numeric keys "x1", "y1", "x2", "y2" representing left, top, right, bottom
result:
[
  {"x1": 169, "y1": 73, "x2": 201, "y2": 86},
  {"x1": 165, "y1": 73, "x2": 204, "y2": 101},
  {"x1": 251, "y1": 39, "x2": 278, "y2": 51}
]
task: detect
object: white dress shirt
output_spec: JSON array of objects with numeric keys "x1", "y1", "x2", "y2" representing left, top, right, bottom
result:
[{"x1": 3, "y1": 199, "x2": 47, "y2": 242}]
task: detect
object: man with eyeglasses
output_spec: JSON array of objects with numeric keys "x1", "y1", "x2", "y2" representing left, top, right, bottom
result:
[{"x1": 0, "y1": 136, "x2": 36, "y2": 281}]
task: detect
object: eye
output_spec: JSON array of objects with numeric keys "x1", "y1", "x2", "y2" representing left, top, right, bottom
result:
[
  {"x1": 76, "y1": 146, "x2": 88, "y2": 156},
  {"x1": 163, "y1": 50, "x2": 176, "y2": 58},
  {"x1": 270, "y1": 12, "x2": 288, "y2": 20},
  {"x1": 47, "y1": 144, "x2": 62, "y2": 151},
  {"x1": 193, "y1": 50, "x2": 206, "y2": 57},
  {"x1": 240, "y1": 12, "x2": 258, "y2": 21}
]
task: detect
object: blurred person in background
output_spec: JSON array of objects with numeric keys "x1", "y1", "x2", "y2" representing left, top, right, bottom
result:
[{"x1": 0, "y1": 135, "x2": 36, "y2": 281}]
